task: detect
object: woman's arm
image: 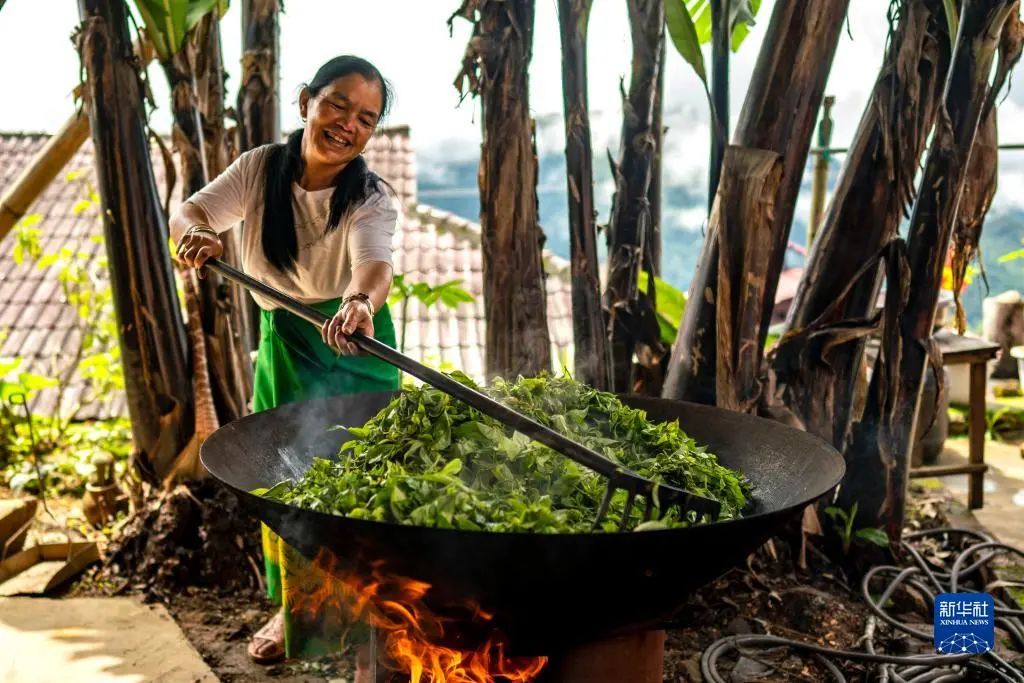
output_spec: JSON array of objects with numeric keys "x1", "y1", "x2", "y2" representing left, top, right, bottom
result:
[
  {"x1": 171, "y1": 149, "x2": 258, "y2": 269},
  {"x1": 322, "y1": 262, "x2": 394, "y2": 355},
  {"x1": 322, "y1": 192, "x2": 398, "y2": 354}
]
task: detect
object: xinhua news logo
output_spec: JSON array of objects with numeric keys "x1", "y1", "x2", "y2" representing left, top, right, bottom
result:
[{"x1": 933, "y1": 593, "x2": 995, "y2": 655}]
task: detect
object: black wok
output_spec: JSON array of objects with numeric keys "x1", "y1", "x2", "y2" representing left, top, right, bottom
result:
[{"x1": 201, "y1": 392, "x2": 843, "y2": 652}]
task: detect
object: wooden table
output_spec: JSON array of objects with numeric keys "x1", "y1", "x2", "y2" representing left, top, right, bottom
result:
[{"x1": 908, "y1": 328, "x2": 999, "y2": 509}]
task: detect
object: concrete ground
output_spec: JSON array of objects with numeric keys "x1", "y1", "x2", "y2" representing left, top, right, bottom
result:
[
  {"x1": 0, "y1": 596, "x2": 216, "y2": 683},
  {"x1": 932, "y1": 437, "x2": 1024, "y2": 549}
]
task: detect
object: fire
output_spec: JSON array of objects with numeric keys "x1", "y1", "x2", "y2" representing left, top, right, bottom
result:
[{"x1": 291, "y1": 549, "x2": 548, "y2": 682}]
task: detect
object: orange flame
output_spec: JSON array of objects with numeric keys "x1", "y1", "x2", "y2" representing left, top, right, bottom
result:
[{"x1": 291, "y1": 549, "x2": 547, "y2": 683}]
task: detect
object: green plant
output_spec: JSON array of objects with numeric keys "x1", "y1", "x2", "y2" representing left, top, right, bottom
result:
[
  {"x1": 389, "y1": 275, "x2": 475, "y2": 354},
  {"x1": 665, "y1": 0, "x2": 761, "y2": 107},
  {"x1": 130, "y1": 0, "x2": 228, "y2": 59},
  {"x1": 824, "y1": 503, "x2": 890, "y2": 554},
  {"x1": 637, "y1": 274, "x2": 687, "y2": 345},
  {"x1": 1, "y1": 177, "x2": 128, "y2": 497},
  {"x1": 12, "y1": 176, "x2": 124, "y2": 441}
]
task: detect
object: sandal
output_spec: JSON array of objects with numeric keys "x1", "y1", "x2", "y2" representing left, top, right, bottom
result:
[{"x1": 248, "y1": 610, "x2": 285, "y2": 665}]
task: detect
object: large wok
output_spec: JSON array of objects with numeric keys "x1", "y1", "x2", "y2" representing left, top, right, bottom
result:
[{"x1": 201, "y1": 392, "x2": 843, "y2": 653}]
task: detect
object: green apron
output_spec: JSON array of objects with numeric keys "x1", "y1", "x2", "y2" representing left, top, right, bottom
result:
[{"x1": 255, "y1": 298, "x2": 399, "y2": 659}]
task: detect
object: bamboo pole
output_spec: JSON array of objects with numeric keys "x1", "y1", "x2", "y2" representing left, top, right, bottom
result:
[
  {"x1": 807, "y1": 95, "x2": 835, "y2": 245},
  {"x1": 0, "y1": 39, "x2": 153, "y2": 242}
]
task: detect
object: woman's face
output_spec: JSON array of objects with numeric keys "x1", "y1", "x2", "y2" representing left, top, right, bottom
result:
[{"x1": 300, "y1": 73, "x2": 383, "y2": 170}]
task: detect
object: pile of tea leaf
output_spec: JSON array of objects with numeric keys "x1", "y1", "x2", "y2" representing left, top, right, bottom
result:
[{"x1": 258, "y1": 374, "x2": 750, "y2": 533}]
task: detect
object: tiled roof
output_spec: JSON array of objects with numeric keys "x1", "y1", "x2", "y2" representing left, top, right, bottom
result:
[
  {"x1": 0, "y1": 133, "x2": 128, "y2": 420},
  {"x1": 363, "y1": 125, "x2": 417, "y2": 207},
  {"x1": 392, "y1": 204, "x2": 573, "y2": 379},
  {"x1": 0, "y1": 128, "x2": 572, "y2": 419}
]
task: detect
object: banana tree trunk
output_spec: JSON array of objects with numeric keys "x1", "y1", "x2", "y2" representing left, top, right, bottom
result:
[
  {"x1": 77, "y1": 0, "x2": 193, "y2": 483},
  {"x1": 237, "y1": 0, "x2": 281, "y2": 152},
  {"x1": 770, "y1": 0, "x2": 952, "y2": 447},
  {"x1": 557, "y1": 0, "x2": 610, "y2": 390},
  {"x1": 663, "y1": 0, "x2": 850, "y2": 405},
  {"x1": 950, "y1": 8, "x2": 1022, "y2": 332},
  {"x1": 453, "y1": 0, "x2": 552, "y2": 379},
  {"x1": 161, "y1": 43, "x2": 249, "y2": 425},
  {"x1": 237, "y1": 0, "x2": 281, "y2": 352},
  {"x1": 167, "y1": 267, "x2": 220, "y2": 485},
  {"x1": 195, "y1": 10, "x2": 255, "y2": 414},
  {"x1": 838, "y1": 0, "x2": 1017, "y2": 541},
  {"x1": 713, "y1": 147, "x2": 783, "y2": 413},
  {"x1": 604, "y1": 0, "x2": 665, "y2": 394}
]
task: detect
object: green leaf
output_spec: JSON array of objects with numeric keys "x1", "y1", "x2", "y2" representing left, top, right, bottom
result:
[
  {"x1": 729, "y1": 0, "x2": 761, "y2": 51},
  {"x1": 0, "y1": 357, "x2": 23, "y2": 378},
  {"x1": 638, "y1": 275, "x2": 687, "y2": 345},
  {"x1": 132, "y1": 0, "x2": 189, "y2": 58},
  {"x1": 686, "y1": 0, "x2": 712, "y2": 43},
  {"x1": 185, "y1": 0, "x2": 224, "y2": 31},
  {"x1": 681, "y1": 0, "x2": 760, "y2": 51},
  {"x1": 942, "y1": 0, "x2": 959, "y2": 49},
  {"x1": 823, "y1": 505, "x2": 847, "y2": 523},
  {"x1": 666, "y1": 0, "x2": 709, "y2": 86},
  {"x1": 18, "y1": 372, "x2": 59, "y2": 391},
  {"x1": 72, "y1": 199, "x2": 93, "y2": 215},
  {"x1": 855, "y1": 527, "x2": 890, "y2": 548}
]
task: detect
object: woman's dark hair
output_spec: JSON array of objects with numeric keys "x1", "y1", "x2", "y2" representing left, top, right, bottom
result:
[{"x1": 261, "y1": 56, "x2": 393, "y2": 272}]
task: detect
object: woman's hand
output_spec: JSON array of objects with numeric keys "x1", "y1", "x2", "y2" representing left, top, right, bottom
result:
[
  {"x1": 322, "y1": 298, "x2": 375, "y2": 356},
  {"x1": 175, "y1": 227, "x2": 224, "y2": 276}
]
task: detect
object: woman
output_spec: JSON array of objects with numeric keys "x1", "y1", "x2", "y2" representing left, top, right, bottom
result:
[{"x1": 172, "y1": 55, "x2": 400, "y2": 665}]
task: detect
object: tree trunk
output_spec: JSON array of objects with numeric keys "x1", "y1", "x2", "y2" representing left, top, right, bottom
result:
[
  {"x1": 951, "y1": 108, "x2": 998, "y2": 334},
  {"x1": 237, "y1": 0, "x2": 281, "y2": 151},
  {"x1": 770, "y1": 0, "x2": 951, "y2": 447},
  {"x1": 77, "y1": 0, "x2": 193, "y2": 483},
  {"x1": 237, "y1": 0, "x2": 281, "y2": 352},
  {"x1": 663, "y1": 0, "x2": 850, "y2": 405},
  {"x1": 195, "y1": 10, "x2": 255, "y2": 415},
  {"x1": 837, "y1": 0, "x2": 1016, "y2": 541},
  {"x1": 167, "y1": 267, "x2": 220, "y2": 485},
  {"x1": 713, "y1": 147, "x2": 784, "y2": 413},
  {"x1": 557, "y1": 0, "x2": 611, "y2": 390},
  {"x1": 604, "y1": 0, "x2": 665, "y2": 394},
  {"x1": 162, "y1": 40, "x2": 248, "y2": 425},
  {"x1": 951, "y1": 6, "x2": 1022, "y2": 332},
  {"x1": 453, "y1": 0, "x2": 552, "y2": 379}
]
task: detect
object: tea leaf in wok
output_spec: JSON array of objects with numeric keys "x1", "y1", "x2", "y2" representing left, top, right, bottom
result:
[{"x1": 263, "y1": 374, "x2": 750, "y2": 532}]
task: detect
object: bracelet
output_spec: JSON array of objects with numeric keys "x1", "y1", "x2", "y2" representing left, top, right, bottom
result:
[
  {"x1": 341, "y1": 292, "x2": 374, "y2": 318},
  {"x1": 185, "y1": 225, "x2": 218, "y2": 238}
]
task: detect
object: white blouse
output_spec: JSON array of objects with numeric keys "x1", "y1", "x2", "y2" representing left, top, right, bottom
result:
[{"x1": 170, "y1": 145, "x2": 398, "y2": 311}]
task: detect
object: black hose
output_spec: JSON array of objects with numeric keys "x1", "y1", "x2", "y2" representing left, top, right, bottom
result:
[{"x1": 700, "y1": 528, "x2": 1024, "y2": 682}]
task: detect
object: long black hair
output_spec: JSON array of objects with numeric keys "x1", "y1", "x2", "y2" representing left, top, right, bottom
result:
[{"x1": 261, "y1": 55, "x2": 393, "y2": 272}]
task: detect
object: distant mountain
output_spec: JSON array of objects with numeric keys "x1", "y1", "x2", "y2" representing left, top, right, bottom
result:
[{"x1": 418, "y1": 151, "x2": 1024, "y2": 332}]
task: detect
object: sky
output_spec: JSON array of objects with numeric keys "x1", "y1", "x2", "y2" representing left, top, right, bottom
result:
[{"x1": 0, "y1": 0, "x2": 1021, "y2": 216}]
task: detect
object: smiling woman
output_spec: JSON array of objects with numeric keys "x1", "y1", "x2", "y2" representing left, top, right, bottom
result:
[{"x1": 169, "y1": 56, "x2": 400, "y2": 672}]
